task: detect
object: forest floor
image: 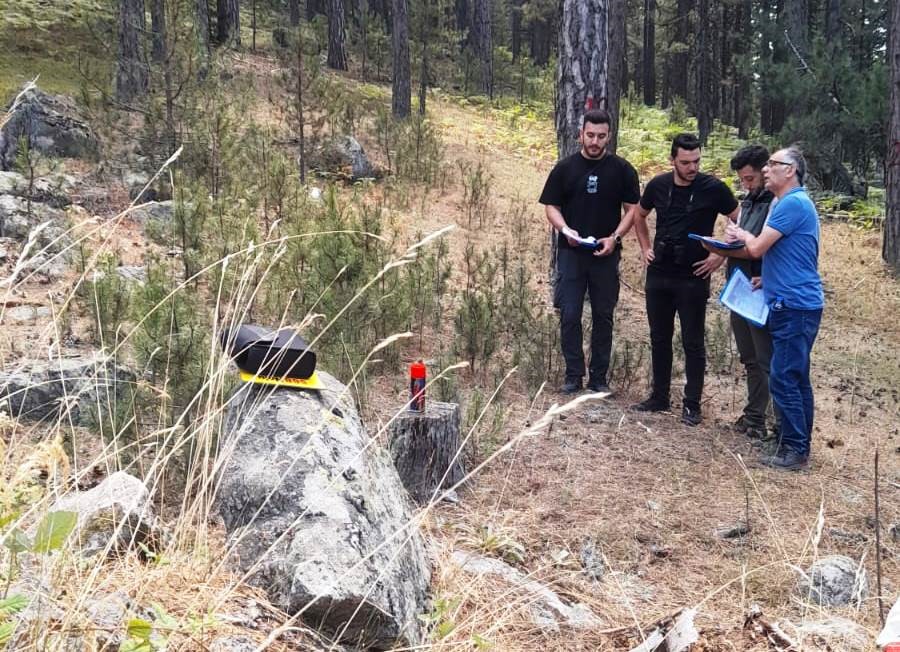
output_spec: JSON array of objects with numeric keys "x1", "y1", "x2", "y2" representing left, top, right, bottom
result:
[
  {"x1": 360, "y1": 86, "x2": 900, "y2": 650},
  {"x1": 1, "y1": 46, "x2": 899, "y2": 650}
]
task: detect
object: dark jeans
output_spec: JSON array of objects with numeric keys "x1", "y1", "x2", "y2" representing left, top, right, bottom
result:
[
  {"x1": 557, "y1": 247, "x2": 620, "y2": 383},
  {"x1": 645, "y1": 269, "x2": 709, "y2": 410},
  {"x1": 731, "y1": 310, "x2": 780, "y2": 431},
  {"x1": 768, "y1": 306, "x2": 822, "y2": 456}
]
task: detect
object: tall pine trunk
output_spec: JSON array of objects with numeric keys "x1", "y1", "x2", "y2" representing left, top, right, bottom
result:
[
  {"x1": 884, "y1": 0, "x2": 900, "y2": 270},
  {"x1": 695, "y1": 0, "x2": 710, "y2": 144},
  {"x1": 669, "y1": 0, "x2": 692, "y2": 104},
  {"x1": 327, "y1": 0, "x2": 348, "y2": 70},
  {"x1": 289, "y1": 0, "x2": 301, "y2": 25},
  {"x1": 734, "y1": 0, "x2": 751, "y2": 138},
  {"x1": 217, "y1": 0, "x2": 240, "y2": 46},
  {"x1": 642, "y1": 0, "x2": 656, "y2": 105},
  {"x1": 472, "y1": 0, "x2": 493, "y2": 97},
  {"x1": 391, "y1": 0, "x2": 411, "y2": 118},
  {"x1": 151, "y1": 0, "x2": 166, "y2": 63},
  {"x1": 115, "y1": 0, "x2": 148, "y2": 103},
  {"x1": 555, "y1": 0, "x2": 625, "y2": 158},
  {"x1": 195, "y1": 0, "x2": 211, "y2": 76}
]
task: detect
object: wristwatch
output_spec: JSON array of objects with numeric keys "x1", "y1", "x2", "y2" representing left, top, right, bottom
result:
[{"x1": 613, "y1": 233, "x2": 623, "y2": 247}]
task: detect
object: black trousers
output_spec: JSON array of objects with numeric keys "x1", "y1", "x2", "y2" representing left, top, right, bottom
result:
[
  {"x1": 557, "y1": 247, "x2": 620, "y2": 382},
  {"x1": 645, "y1": 268, "x2": 709, "y2": 410}
]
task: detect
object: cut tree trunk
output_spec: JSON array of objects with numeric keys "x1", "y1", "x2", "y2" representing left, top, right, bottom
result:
[
  {"x1": 642, "y1": 0, "x2": 656, "y2": 106},
  {"x1": 884, "y1": 0, "x2": 900, "y2": 271},
  {"x1": 388, "y1": 401, "x2": 466, "y2": 505}
]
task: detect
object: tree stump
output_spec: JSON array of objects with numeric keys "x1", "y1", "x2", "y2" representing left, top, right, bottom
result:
[{"x1": 388, "y1": 401, "x2": 466, "y2": 505}]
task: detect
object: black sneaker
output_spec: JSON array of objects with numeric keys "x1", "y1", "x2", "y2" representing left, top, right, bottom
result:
[
  {"x1": 631, "y1": 396, "x2": 669, "y2": 412},
  {"x1": 745, "y1": 424, "x2": 769, "y2": 440},
  {"x1": 681, "y1": 406, "x2": 702, "y2": 427},
  {"x1": 587, "y1": 379, "x2": 612, "y2": 394},
  {"x1": 560, "y1": 378, "x2": 582, "y2": 394},
  {"x1": 759, "y1": 448, "x2": 809, "y2": 471}
]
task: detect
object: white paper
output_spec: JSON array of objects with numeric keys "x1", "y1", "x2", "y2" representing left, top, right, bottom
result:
[{"x1": 720, "y1": 269, "x2": 769, "y2": 327}]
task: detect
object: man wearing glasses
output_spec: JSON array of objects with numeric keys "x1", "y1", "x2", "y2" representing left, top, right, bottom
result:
[
  {"x1": 540, "y1": 109, "x2": 641, "y2": 395},
  {"x1": 630, "y1": 133, "x2": 740, "y2": 426},
  {"x1": 704, "y1": 146, "x2": 824, "y2": 471}
]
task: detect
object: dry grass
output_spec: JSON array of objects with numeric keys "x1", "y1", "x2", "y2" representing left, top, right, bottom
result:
[{"x1": 1, "y1": 49, "x2": 898, "y2": 652}]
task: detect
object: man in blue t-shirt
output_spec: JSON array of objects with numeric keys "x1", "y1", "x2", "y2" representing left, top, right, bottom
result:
[{"x1": 704, "y1": 146, "x2": 824, "y2": 471}]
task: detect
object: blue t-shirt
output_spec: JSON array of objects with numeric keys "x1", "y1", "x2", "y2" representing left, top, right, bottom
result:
[{"x1": 761, "y1": 187, "x2": 824, "y2": 310}]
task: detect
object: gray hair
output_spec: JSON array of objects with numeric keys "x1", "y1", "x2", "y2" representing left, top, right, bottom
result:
[{"x1": 782, "y1": 145, "x2": 807, "y2": 185}]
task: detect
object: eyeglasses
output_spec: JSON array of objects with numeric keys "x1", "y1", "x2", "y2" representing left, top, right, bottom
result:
[{"x1": 767, "y1": 159, "x2": 793, "y2": 168}]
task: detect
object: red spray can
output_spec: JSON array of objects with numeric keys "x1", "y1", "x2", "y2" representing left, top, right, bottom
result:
[{"x1": 409, "y1": 360, "x2": 426, "y2": 412}]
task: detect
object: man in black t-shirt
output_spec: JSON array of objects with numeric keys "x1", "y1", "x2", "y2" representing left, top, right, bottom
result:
[
  {"x1": 631, "y1": 133, "x2": 740, "y2": 425},
  {"x1": 539, "y1": 109, "x2": 641, "y2": 394}
]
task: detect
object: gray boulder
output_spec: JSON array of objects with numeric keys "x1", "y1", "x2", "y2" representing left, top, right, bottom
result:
[
  {"x1": 124, "y1": 171, "x2": 172, "y2": 203},
  {"x1": 797, "y1": 555, "x2": 868, "y2": 607},
  {"x1": 0, "y1": 88, "x2": 98, "y2": 170},
  {"x1": 0, "y1": 194, "x2": 67, "y2": 243},
  {"x1": 48, "y1": 471, "x2": 164, "y2": 557},
  {"x1": 0, "y1": 170, "x2": 75, "y2": 207},
  {"x1": 0, "y1": 353, "x2": 135, "y2": 426},
  {"x1": 215, "y1": 371, "x2": 431, "y2": 649},
  {"x1": 312, "y1": 136, "x2": 376, "y2": 181}
]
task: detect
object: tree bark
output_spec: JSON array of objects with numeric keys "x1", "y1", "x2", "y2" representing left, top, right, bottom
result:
[
  {"x1": 511, "y1": 0, "x2": 523, "y2": 62},
  {"x1": 391, "y1": 0, "x2": 411, "y2": 118},
  {"x1": 388, "y1": 402, "x2": 466, "y2": 505},
  {"x1": 217, "y1": 0, "x2": 241, "y2": 46},
  {"x1": 472, "y1": 0, "x2": 493, "y2": 97},
  {"x1": 734, "y1": 0, "x2": 751, "y2": 138},
  {"x1": 556, "y1": 0, "x2": 626, "y2": 158},
  {"x1": 642, "y1": 0, "x2": 656, "y2": 105},
  {"x1": 150, "y1": 0, "x2": 166, "y2": 63},
  {"x1": 784, "y1": 0, "x2": 808, "y2": 58},
  {"x1": 306, "y1": 0, "x2": 324, "y2": 20},
  {"x1": 115, "y1": 0, "x2": 148, "y2": 104},
  {"x1": 670, "y1": 0, "x2": 693, "y2": 104},
  {"x1": 289, "y1": 0, "x2": 301, "y2": 25},
  {"x1": 195, "y1": 0, "x2": 211, "y2": 76},
  {"x1": 824, "y1": 0, "x2": 840, "y2": 44},
  {"x1": 696, "y1": 0, "x2": 711, "y2": 144},
  {"x1": 884, "y1": 0, "x2": 900, "y2": 270},
  {"x1": 327, "y1": 0, "x2": 348, "y2": 70}
]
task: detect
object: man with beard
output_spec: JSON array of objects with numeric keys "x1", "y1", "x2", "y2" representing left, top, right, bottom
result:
[
  {"x1": 727, "y1": 144, "x2": 779, "y2": 441},
  {"x1": 539, "y1": 109, "x2": 641, "y2": 394},
  {"x1": 706, "y1": 146, "x2": 824, "y2": 471},
  {"x1": 631, "y1": 133, "x2": 740, "y2": 426}
]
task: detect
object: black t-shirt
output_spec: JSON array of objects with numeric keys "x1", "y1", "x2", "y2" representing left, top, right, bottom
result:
[
  {"x1": 639, "y1": 171, "x2": 738, "y2": 276},
  {"x1": 539, "y1": 151, "x2": 640, "y2": 251}
]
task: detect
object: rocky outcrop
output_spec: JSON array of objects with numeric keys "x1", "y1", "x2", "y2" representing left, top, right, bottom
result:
[
  {"x1": 0, "y1": 170, "x2": 75, "y2": 207},
  {"x1": 0, "y1": 353, "x2": 135, "y2": 426},
  {"x1": 215, "y1": 371, "x2": 431, "y2": 650},
  {"x1": 0, "y1": 194, "x2": 67, "y2": 242},
  {"x1": 797, "y1": 555, "x2": 868, "y2": 607},
  {"x1": 0, "y1": 87, "x2": 98, "y2": 170}
]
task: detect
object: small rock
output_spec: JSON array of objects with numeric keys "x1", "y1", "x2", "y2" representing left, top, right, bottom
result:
[
  {"x1": 579, "y1": 537, "x2": 605, "y2": 581},
  {"x1": 4, "y1": 305, "x2": 50, "y2": 323},
  {"x1": 715, "y1": 521, "x2": 750, "y2": 540},
  {"x1": 646, "y1": 500, "x2": 661, "y2": 512},
  {"x1": 441, "y1": 488, "x2": 460, "y2": 504},
  {"x1": 451, "y1": 550, "x2": 602, "y2": 631},
  {"x1": 797, "y1": 555, "x2": 868, "y2": 607},
  {"x1": 115, "y1": 265, "x2": 147, "y2": 284},
  {"x1": 210, "y1": 637, "x2": 257, "y2": 652}
]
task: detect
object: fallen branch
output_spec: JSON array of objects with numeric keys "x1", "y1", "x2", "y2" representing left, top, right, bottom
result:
[{"x1": 744, "y1": 604, "x2": 798, "y2": 651}]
